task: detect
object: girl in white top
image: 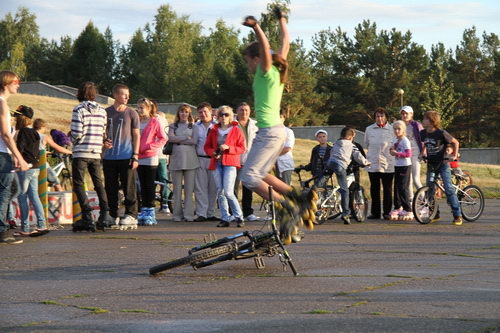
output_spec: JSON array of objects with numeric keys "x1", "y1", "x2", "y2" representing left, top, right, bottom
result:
[{"x1": 389, "y1": 120, "x2": 413, "y2": 220}]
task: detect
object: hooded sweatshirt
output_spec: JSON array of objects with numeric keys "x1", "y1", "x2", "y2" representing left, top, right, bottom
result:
[{"x1": 71, "y1": 101, "x2": 107, "y2": 159}]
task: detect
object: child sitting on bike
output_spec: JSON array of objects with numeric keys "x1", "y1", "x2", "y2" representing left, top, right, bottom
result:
[
  {"x1": 323, "y1": 126, "x2": 370, "y2": 224},
  {"x1": 34, "y1": 119, "x2": 72, "y2": 191},
  {"x1": 419, "y1": 111, "x2": 462, "y2": 225},
  {"x1": 296, "y1": 129, "x2": 332, "y2": 186}
]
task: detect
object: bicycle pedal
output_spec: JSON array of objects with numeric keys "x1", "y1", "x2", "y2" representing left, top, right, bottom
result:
[{"x1": 254, "y1": 256, "x2": 266, "y2": 269}]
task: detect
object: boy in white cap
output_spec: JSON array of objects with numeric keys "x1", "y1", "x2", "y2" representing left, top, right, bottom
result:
[{"x1": 297, "y1": 129, "x2": 332, "y2": 185}]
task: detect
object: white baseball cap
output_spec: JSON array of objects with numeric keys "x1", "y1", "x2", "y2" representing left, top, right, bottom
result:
[
  {"x1": 315, "y1": 129, "x2": 327, "y2": 137},
  {"x1": 400, "y1": 106, "x2": 413, "y2": 114}
]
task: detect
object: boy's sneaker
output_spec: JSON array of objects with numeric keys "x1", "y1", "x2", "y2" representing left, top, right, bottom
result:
[
  {"x1": 245, "y1": 214, "x2": 260, "y2": 222},
  {"x1": 452, "y1": 216, "x2": 463, "y2": 225},
  {"x1": 119, "y1": 215, "x2": 138, "y2": 230},
  {"x1": 285, "y1": 187, "x2": 318, "y2": 221},
  {"x1": 8, "y1": 220, "x2": 17, "y2": 229},
  {"x1": 398, "y1": 210, "x2": 413, "y2": 220},
  {"x1": 236, "y1": 218, "x2": 245, "y2": 228},
  {"x1": 431, "y1": 210, "x2": 441, "y2": 223},
  {"x1": 275, "y1": 198, "x2": 301, "y2": 240}
]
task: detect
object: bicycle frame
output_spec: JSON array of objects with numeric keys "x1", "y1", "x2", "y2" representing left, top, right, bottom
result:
[{"x1": 188, "y1": 186, "x2": 298, "y2": 275}]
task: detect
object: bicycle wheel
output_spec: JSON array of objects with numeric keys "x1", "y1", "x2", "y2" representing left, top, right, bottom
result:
[
  {"x1": 314, "y1": 190, "x2": 330, "y2": 225},
  {"x1": 350, "y1": 186, "x2": 368, "y2": 222},
  {"x1": 459, "y1": 185, "x2": 484, "y2": 222},
  {"x1": 149, "y1": 243, "x2": 234, "y2": 275},
  {"x1": 413, "y1": 186, "x2": 438, "y2": 224}
]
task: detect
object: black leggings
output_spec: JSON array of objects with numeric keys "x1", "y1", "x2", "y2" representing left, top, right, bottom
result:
[
  {"x1": 394, "y1": 166, "x2": 411, "y2": 211},
  {"x1": 138, "y1": 165, "x2": 158, "y2": 208}
]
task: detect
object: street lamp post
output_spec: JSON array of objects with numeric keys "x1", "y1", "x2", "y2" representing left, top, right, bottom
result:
[{"x1": 397, "y1": 88, "x2": 404, "y2": 107}]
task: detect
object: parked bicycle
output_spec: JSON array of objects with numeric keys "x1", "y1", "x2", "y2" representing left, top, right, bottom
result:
[
  {"x1": 413, "y1": 160, "x2": 484, "y2": 224},
  {"x1": 149, "y1": 186, "x2": 298, "y2": 276},
  {"x1": 294, "y1": 168, "x2": 368, "y2": 224},
  {"x1": 47, "y1": 152, "x2": 72, "y2": 191}
]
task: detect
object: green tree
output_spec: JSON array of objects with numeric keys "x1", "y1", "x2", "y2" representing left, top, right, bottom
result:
[
  {"x1": 419, "y1": 44, "x2": 461, "y2": 128},
  {"x1": 0, "y1": 41, "x2": 27, "y2": 77},
  {"x1": 67, "y1": 22, "x2": 107, "y2": 89}
]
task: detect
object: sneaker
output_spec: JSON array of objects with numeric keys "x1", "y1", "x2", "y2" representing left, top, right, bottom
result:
[
  {"x1": 194, "y1": 216, "x2": 206, "y2": 222},
  {"x1": 236, "y1": 218, "x2": 245, "y2": 228},
  {"x1": 119, "y1": 215, "x2": 138, "y2": 230},
  {"x1": 398, "y1": 210, "x2": 413, "y2": 220},
  {"x1": 8, "y1": 220, "x2": 17, "y2": 229},
  {"x1": 245, "y1": 214, "x2": 260, "y2": 222},
  {"x1": 217, "y1": 221, "x2": 230, "y2": 227},
  {"x1": 383, "y1": 214, "x2": 391, "y2": 220},
  {"x1": 341, "y1": 215, "x2": 351, "y2": 225},
  {"x1": 286, "y1": 187, "x2": 317, "y2": 221},
  {"x1": 431, "y1": 210, "x2": 441, "y2": 223},
  {"x1": 452, "y1": 216, "x2": 463, "y2": 225},
  {"x1": 0, "y1": 231, "x2": 23, "y2": 245},
  {"x1": 137, "y1": 208, "x2": 146, "y2": 225},
  {"x1": 159, "y1": 204, "x2": 170, "y2": 214},
  {"x1": 389, "y1": 208, "x2": 402, "y2": 220}
]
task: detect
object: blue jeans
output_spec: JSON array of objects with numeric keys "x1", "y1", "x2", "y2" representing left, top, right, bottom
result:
[
  {"x1": 0, "y1": 153, "x2": 14, "y2": 233},
  {"x1": 7, "y1": 173, "x2": 20, "y2": 221},
  {"x1": 328, "y1": 161, "x2": 350, "y2": 216},
  {"x1": 18, "y1": 168, "x2": 46, "y2": 232},
  {"x1": 427, "y1": 163, "x2": 461, "y2": 218},
  {"x1": 214, "y1": 164, "x2": 243, "y2": 221}
]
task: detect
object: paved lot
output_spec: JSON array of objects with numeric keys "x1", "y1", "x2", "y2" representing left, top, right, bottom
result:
[{"x1": 1, "y1": 200, "x2": 500, "y2": 332}]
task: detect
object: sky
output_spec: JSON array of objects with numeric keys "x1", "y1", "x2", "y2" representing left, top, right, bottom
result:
[{"x1": 2, "y1": 0, "x2": 499, "y2": 51}]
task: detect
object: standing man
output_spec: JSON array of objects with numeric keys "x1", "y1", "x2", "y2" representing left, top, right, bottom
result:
[
  {"x1": 235, "y1": 102, "x2": 259, "y2": 221},
  {"x1": 0, "y1": 71, "x2": 29, "y2": 244},
  {"x1": 194, "y1": 102, "x2": 217, "y2": 222},
  {"x1": 276, "y1": 112, "x2": 295, "y2": 185},
  {"x1": 103, "y1": 84, "x2": 140, "y2": 230},
  {"x1": 71, "y1": 82, "x2": 113, "y2": 230}
]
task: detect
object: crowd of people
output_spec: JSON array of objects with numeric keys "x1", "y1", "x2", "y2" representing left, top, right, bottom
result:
[{"x1": 0, "y1": 8, "x2": 463, "y2": 246}]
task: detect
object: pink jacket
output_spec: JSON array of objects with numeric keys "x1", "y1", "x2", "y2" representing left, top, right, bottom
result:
[{"x1": 139, "y1": 117, "x2": 168, "y2": 159}]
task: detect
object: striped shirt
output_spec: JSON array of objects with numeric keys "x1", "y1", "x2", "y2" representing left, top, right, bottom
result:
[{"x1": 71, "y1": 101, "x2": 107, "y2": 159}]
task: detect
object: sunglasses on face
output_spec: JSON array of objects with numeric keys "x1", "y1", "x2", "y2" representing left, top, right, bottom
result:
[
  {"x1": 219, "y1": 113, "x2": 230, "y2": 118},
  {"x1": 12, "y1": 79, "x2": 20, "y2": 85}
]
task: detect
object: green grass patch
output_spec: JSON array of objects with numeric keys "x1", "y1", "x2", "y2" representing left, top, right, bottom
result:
[
  {"x1": 306, "y1": 309, "x2": 333, "y2": 314},
  {"x1": 349, "y1": 300, "x2": 369, "y2": 307},
  {"x1": 372, "y1": 312, "x2": 385, "y2": 315},
  {"x1": 77, "y1": 306, "x2": 109, "y2": 314},
  {"x1": 40, "y1": 300, "x2": 66, "y2": 306}
]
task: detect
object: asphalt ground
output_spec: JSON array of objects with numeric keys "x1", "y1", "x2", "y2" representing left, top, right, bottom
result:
[{"x1": 1, "y1": 199, "x2": 500, "y2": 333}]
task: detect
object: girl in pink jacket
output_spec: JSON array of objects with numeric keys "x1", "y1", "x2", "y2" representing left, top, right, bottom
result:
[{"x1": 136, "y1": 98, "x2": 167, "y2": 225}]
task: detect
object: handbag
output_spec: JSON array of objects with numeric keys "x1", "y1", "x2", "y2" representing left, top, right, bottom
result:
[{"x1": 163, "y1": 141, "x2": 174, "y2": 155}]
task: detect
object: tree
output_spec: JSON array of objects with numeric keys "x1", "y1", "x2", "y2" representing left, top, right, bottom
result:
[
  {"x1": 0, "y1": 42, "x2": 27, "y2": 77},
  {"x1": 67, "y1": 22, "x2": 108, "y2": 89},
  {"x1": 419, "y1": 46, "x2": 461, "y2": 128}
]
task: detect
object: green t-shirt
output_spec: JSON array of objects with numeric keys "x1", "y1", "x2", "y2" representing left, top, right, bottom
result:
[{"x1": 253, "y1": 64, "x2": 284, "y2": 128}]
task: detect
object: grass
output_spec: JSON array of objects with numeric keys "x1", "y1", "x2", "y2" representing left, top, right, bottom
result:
[
  {"x1": 306, "y1": 309, "x2": 333, "y2": 314},
  {"x1": 7, "y1": 94, "x2": 499, "y2": 197}
]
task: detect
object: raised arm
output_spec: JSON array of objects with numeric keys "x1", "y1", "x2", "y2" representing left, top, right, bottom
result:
[
  {"x1": 243, "y1": 16, "x2": 272, "y2": 73},
  {"x1": 273, "y1": 7, "x2": 290, "y2": 60}
]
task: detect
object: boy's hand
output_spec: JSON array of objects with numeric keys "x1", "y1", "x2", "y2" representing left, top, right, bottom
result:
[
  {"x1": 272, "y1": 6, "x2": 288, "y2": 20},
  {"x1": 242, "y1": 16, "x2": 258, "y2": 28}
]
